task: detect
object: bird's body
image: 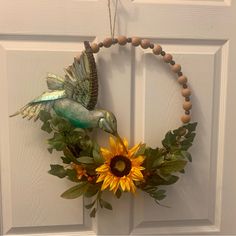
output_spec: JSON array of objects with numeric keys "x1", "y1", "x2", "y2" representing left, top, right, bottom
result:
[{"x1": 53, "y1": 98, "x2": 103, "y2": 129}]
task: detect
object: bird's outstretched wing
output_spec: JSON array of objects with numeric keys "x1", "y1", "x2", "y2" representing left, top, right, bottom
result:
[
  {"x1": 10, "y1": 90, "x2": 66, "y2": 120},
  {"x1": 64, "y1": 41, "x2": 98, "y2": 110}
]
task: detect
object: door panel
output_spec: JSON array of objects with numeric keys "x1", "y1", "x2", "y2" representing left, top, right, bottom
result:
[{"x1": 0, "y1": 0, "x2": 236, "y2": 235}]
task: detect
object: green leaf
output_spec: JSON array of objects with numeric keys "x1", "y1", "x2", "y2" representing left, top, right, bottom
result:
[
  {"x1": 63, "y1": 147, "x2": 80, "y2": 165},
  {"x1": 41, "y1": 121, "x2": 52, "y2": 133},
  {"x1": 48, "y1": 147, "x2": 53, "y2": 154},
  {"x1": 48, "y1": 133, "x2": 66, "y2": 151},
  {"x1": 66, "y1": 169, "x2": 79, "y2": 182},
  {"x1": 48, "y1": 164, "x2": 67, "y2": 178},
  {"x1": 133, "y1": 143, "x2": 146, "y2": 157},
  {"x1": 115, "y1": 188, "x2": 122, "y2": 199},
  {"x1": 99, "y1": 199, "x2": 113, "y2": 210},
  {"x1": 85, "y1": 200, "x2": 96, "y2": 209},
  {"x1": 39, "y1": 110, "x2": 52, "y2": 122},
  {"x1": 152, "y1": 189, "x2": 166, "y2": 201},
  {"x1": 144, "y1": 147, "x2": 163, "y2": 171},
  {"x1": 89, "y1": 208, "x2": 97, "y2": 218},
  {"x1": 160, "y1": 160, "x2": 187, "y2": 175},
  {"x1": 61, "y1": 156, "x2": 71, "y2": 164},
  {"x1": 152, "y1": 156, "x2": 165, "y2": 168},
  {"x1": 162, "y1": 131, "x2": 176, "y2": 149},
  {"x1": 84, "y1": 184, "x2": 99, "y2": 198},
  {"x1": 146, "y1": 175, "x2": 179, "y2": 186},
  {"x1": 181, "y1": 151, "x2": 192, "y2": 162},
  {"x1": 184, "y1": 122, "x2": 197, "y2": 133},
  {"x1": 61, "y1": 182, "x2": 88, "y2": 199},
  {"x1": 93, "y1": 149, "x2": 104, "y2": 165},
  {"x1": 77, "y1": 156, "x2": 95, "y2": 164}
]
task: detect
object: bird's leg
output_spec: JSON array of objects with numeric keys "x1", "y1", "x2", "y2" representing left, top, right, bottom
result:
[{"x1": 115, "y1": 133, "x2": 128, "y2": 154}]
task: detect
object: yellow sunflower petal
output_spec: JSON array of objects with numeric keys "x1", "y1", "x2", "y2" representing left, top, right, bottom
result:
[
  {"x1": 123, "y1": 138, "x2": 129, "y2": 149},
  {"x1": 96, "y1": 173, "x2": 106, "y2": 183},
  {"x1": 101, "y1": 174, "x2": 113, "y2": 191},
  {"x1": 131, "y1": 156, "x2": 145, "y2": 166},
  {"x1": 113, "y1": 182, "x2": 120, "y2": 194},
  {"x1": 109, "y1": 136, "x2": 118, "y2": 154},
  {"x1": 130, "y1": 179, "x2": 137, "y2": 194},
  {"x1": 130, "y1": 167, "x2": 144, "y2": 181},
  {"x1": 96, "y1": 164, "x2": 110, "y2": 173},
  {"x1": 110, "y1": 177, "x2": 119, "y2": 191},
  {"x1": 128, "y1": 143, "x2": 141, "y2": 157},
  {"x1": 119, "y1": 177, "x2": 126, "y2": 191},
  {"x1": 125, "y1": 178, "x2": 131, "y2": 191},
  {"x1": 100, "y1": 148, "x2": 113, "y2": 160}
]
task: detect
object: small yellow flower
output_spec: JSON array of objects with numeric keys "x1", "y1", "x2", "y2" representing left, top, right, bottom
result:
[
  {"x1": 96, "y1": 137, "x2": 145, "y2": 194},
  {"x1": 72, "y1": 163, "x2": 88, "y2": 180}
]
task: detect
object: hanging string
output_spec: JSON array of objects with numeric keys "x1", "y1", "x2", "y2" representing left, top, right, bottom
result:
[{"x1": 107, "y1": 0, "x2": 118, "y2": 39}]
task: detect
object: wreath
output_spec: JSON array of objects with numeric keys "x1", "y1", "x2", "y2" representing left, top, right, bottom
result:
[{"x1": 11, "y1": 36, "x2": 197, "y2": 218}]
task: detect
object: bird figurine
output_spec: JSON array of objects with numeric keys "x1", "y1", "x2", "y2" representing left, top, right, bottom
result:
[{"x1": 10, "y1": 41, "x2": 126, "y2": 150}]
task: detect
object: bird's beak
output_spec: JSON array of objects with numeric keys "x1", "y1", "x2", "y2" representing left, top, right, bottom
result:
[{"x1": 114, "y1": 132, "x2": 128, "y2": 154}]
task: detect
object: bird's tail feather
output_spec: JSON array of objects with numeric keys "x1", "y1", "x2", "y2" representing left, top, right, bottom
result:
[{"x1": 10, "y1": 102, "x2": 53, "y2": 121}]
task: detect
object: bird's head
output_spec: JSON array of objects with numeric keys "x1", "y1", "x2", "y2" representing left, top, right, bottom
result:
[
  {"x1": 98, "y1": 111, "x2": 117, "y2": 135},
  {"x1": 98, "y1": 111, "x2": 127, "y2": 153}
]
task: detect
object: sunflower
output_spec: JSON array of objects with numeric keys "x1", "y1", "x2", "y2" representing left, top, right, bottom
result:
[{"x1": 96, "y1": 137, "x2": 145, "y2": 194}]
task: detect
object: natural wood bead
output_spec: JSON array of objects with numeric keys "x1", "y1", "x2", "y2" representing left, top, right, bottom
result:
[
  {"x1": 149, "y1": 43, "x2": 154, "y2": 49},
  {"x1": 117, "y1": 35, "x2": 127, "y2": 45},
  {"x1": 181, "y1": 114, "x2": 191, "y2": 123},
  {"x1": 183, "y1": 101, "x2": 192, "y2": 110},
  {"x1": 153, "y1": 45, "x2": 162, "y2": 55},
  {"x1": 141, "y1": 39, "x2": 150, "y2": 49},
  {"x1": 163, "y1": 53, "x2": 173, "y2": 63},
  {"x1": 131, "y1": 37, "x2": 141, "y2": 46},
  {"x1": 90, "y1": 43, "x2": 99, "y2": 53},
  {"x1": 172, "y1": 64, "x2": 181, "y2": 73},
  {"x1": 178, "y1": 75, "x2": 188, "y2": 85},
  {"x1": 182, "y1": 88, "x2": 191, "y2": 97},
  {"x1": 103, "y1": 38, "x2": 113, "y2": 48}
]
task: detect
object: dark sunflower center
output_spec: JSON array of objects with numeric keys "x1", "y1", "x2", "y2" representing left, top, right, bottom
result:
[{"x1": 110, "y1": 155, "x2": 132, "y2": 177}]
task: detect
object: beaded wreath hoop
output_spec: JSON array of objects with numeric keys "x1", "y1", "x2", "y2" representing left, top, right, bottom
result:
[
  {"x1": 90, "y1": 36, "x2": 192, "y2": 124},
  {"x1": 11, "y1": 36, "x2": 197, "y2": 218}
]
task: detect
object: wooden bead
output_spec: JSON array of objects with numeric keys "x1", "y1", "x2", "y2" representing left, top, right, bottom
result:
[
  {"x1": 103, "y1": 38, "x2": 113, "y2": 48},
  {"x1": 141, "y1": 39, "x2": 150, "y2": 49},
  {"x1": 182, "y1": 88, "x2": 191, "y2": 97},
  {"x1": 117, "y1": 35, "x2": 127, "y2": 45},
  {"x1": 183, "y1": 101, "x2": 192, "y2": 110},
  {"x1": 181, "y1": 114, "x2": 191, "y2": 123},
  {"x1": 90, "y1": 43, "x2": 99, "y2": 53},
  {"x1": 131, "y1": 37, "x2": 141, "y2": 46},
  {"x1": 178, "y1": 75, "x2": 188, "y2": 85},
  {"x1": 153, "y1": 45, "x2": 162, "y2": 55},
  {"x1": 172, "y1": 64, "x2": 181, "y2": 73},
  {"x1": 163, "y1": 53, "x2": 173, "y2": 63}
]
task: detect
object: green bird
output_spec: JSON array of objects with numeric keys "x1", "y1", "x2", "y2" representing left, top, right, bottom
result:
[{"x1": 10, "y1": 41, "x2": 125, "y2": 148}]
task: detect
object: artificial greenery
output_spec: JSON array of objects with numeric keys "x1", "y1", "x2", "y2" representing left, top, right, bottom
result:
[{"x1": 39, "y1": 110, "x2": 197, "y2": 217}]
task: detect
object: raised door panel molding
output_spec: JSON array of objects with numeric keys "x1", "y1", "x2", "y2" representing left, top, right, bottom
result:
[
  {"x1": 131, "y1": 39, "x2": 229, "y2": 235},
  {"x1": 0, "y1": 36, "x2": 96, "y2": 235},
  {"x1": 131, "y1": 0, "x2": 231, "y2": 6}
]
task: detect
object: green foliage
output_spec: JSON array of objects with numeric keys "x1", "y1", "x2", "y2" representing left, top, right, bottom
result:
[
  {"x1": 48, "y1": 164, "x2": 67, "y2": 178},
  {"x1": 99, "y1": 198, "x2": 113, "y2": 210},
  {"x1": 40, "y1": 109, "x2": 197, "y2": 217},
  {"x1": 159, "y1": 160, "x2": 187, "y2": 176},
  {"x1": 140, "y1": 122, "x2": 197, "y2": 204},
  {"x1": 61, "y1": 182, "x2": 89, "y2": 199}
]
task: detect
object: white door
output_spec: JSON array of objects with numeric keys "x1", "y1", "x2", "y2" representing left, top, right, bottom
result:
[{"x1": 1, "y1": 0, "x2": 236, "y2": 235}]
